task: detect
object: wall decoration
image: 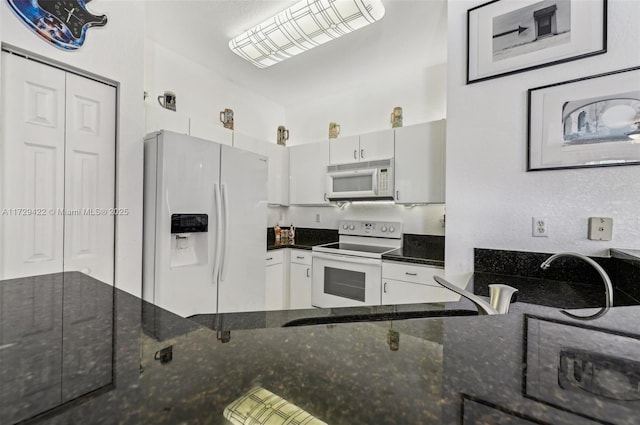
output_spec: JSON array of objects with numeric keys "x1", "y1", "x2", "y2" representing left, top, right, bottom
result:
[
  {"x1": 219, "y1": 108, "x2": 234, "y2": 130},
  {"x1": 467, "y1": 0, "x2": 607, "y2": 84},
  {"x1": 157, "y1": 91, "x2": 177, "y2": 111},
  {"x1": 6, "y1": 0, "x2": 108, "y2": 51},
  {"x1": 328, "y1": 122, "x2": 341, "y2": 139},
  {"x1": 524, "y1": 315, "x2": 640, "y2": 424},
  {"x1": 276, "y1": 126, "x2": 289, "y2": 146},
  {"x1": 528, "y1": 66, "x2": 640, "y2": 171}
]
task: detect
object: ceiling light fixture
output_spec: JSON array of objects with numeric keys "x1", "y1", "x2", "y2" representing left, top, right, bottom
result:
[{"x1": 228, "y1": 0, "x2": 385, "y2": 68}]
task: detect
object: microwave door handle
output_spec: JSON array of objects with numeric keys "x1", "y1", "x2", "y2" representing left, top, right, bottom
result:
[{"x1": 371, "y1": 170, "x2": 378, "y2": 195}]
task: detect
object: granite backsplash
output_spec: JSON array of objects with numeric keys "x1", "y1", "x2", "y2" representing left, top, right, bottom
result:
[
  {"x1": 402, "y1": 234, "x2": 445, "y2": 261},
  {"x1": 267, "y1": 227, "x2": 338, "y2": 246},
  {"x1": 474, "y1": 248, "x2": 640, "y2": 306}
]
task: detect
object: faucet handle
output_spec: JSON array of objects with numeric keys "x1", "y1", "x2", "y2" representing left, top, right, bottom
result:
[{"x1": 488, "y1": 284, "x2": 518, "y2": 314}]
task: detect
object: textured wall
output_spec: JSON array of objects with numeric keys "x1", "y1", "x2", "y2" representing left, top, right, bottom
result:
[{"x1": 445, "y1": 0, "x2": 640, "y2": 282}]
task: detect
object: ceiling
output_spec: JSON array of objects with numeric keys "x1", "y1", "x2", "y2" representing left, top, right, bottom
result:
[{"x1": 145, "y1": 0, "x2": 447, "y2": 107}]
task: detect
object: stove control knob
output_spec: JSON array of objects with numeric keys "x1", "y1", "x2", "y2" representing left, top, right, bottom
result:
[
  {"x1": 343, "y1": 224, "x2": 348, "y2": 230},
  {"x1": 389, "y1": 226, "x2": 395, "y2": 233},
  {"x1": 381, "y1": 226, "x2": 387, "y2": 232},
  {"x1": 349, "y1": 225, "x2": 355, "y2": 230}
]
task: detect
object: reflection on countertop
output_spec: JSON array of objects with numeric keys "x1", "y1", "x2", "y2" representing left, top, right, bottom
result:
[{"x1": 3, "y1": 271, "x2": 640, "y2": 424}]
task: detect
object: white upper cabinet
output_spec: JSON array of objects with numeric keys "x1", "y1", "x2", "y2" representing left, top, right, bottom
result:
[
  {"x1": 359, "y1": 129, "x2": 395, "y2": 162},
  {"x1": 289, "y1": 141, "x2": 330, "y2": 205},
  {"x1": 329, "y1": 135, "x2": 359, "y2": 164},
  {"x1": 329, "y1": 129, "x2": 394, "y2": 164},
  {"x1": 233, "y1": 132, "x2": 289, "y2": 206},
  {"x1": 394, "y1": 120, "x2": 445, "y2": 204}
]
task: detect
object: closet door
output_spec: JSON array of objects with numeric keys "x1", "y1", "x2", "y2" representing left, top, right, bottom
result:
[
  {"x1": 64, "y1": 74, "x2": 116, "y2": 285},
  {"x1": 1, "y1": 52, "x2": 66, "y2": 279},
  {"x1": 1, "y1": 53, "x2": 116, "y2": 285}
]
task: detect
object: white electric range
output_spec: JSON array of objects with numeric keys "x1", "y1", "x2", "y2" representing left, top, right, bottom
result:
[{"x1": 311, "y1": 220, "x2": 402, "y2": 308}]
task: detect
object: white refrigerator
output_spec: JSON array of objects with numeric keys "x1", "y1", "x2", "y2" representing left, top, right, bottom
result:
[{"x1": 143, "y1": 130, "x2": 267, "y2": 317}]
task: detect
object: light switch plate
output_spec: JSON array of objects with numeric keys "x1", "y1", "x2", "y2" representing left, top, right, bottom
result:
[{"x1": 588, "y1": 217, "x2": 613, "y2": 241}]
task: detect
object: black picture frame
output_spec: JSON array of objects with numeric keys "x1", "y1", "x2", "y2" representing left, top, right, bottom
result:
[
  {"x1": 527, "y1": 66, "x2": 640, "y2": 171},
  {"x1": 466, "y1": 0, "x2": 608, "y2": 84}
]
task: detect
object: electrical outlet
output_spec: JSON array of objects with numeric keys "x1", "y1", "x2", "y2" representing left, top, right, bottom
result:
[
  {"x1": 315, "y1": 213, "x2": 320, "y2": 223},
  {"x1": 588, "y1": 217, "x2": 613, "y2": 241},
  {"x1": 532, "y1": 217, "x2": 548, "y2": 237}
]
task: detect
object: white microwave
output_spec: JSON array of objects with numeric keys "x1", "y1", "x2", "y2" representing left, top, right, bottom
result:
[{"x1": 326, "y1": 159, "x2": 394, "y2": 201}]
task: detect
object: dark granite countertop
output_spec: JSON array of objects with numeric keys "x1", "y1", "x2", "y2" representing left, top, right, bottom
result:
[
  {"x1": 266, "y1": 240, "x2": 319, "y2": 251},
  {"x1": 4, "y1": 272, "x2": 640, "y2": 425},
  {"x1": 382, "y1": 248, "x2": 445, "y2": 267}
]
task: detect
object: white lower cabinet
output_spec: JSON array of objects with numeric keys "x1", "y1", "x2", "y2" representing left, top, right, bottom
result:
[
  {"x1": 289, "y1": 250, "x2": 313, "y2": 309},
  {"x1": 381, "y1": 261, "x2": 456, "y2": 305},
  {"x1": 265, "y1": 250, "x2": 285, "y2": 310}
]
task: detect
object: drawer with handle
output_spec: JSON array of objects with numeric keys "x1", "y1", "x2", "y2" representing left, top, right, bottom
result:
[
  {"x1": 382, "y1": 261, "x2": 443, "y2": 286},
  {"x1": 265, "y1": 249, "x2": 284, "y2": 266},
  {"x1": 290, "y1": 249, "x2": 312, "y2": 265}
]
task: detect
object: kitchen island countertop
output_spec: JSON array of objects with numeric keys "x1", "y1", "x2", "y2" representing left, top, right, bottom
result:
[{"x1": 2, "y1": 272, "x2": 639, "y2": 425}]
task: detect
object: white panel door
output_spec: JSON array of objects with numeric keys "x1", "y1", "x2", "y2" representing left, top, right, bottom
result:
[
  {"x1": 64, "y1": 73, "x2": 116, "y2": 285},
  {"x1": 218, "y1": 145, "x2": 267, "y2": 313},
  {"x1": 1, "y1": 53, "x2": 66, "y2": 279}
]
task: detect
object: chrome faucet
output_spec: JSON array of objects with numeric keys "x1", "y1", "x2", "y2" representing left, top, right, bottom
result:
[
  {"x1": 433, "y1": 276, "x2": 518, "y2": 315},
  {"x1": 540, "y1": 252, "x2": 613, "y2": 319}
]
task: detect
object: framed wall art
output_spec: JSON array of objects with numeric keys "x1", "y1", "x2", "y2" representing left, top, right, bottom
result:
[
  {"x1": 467, "y1": 0, "x2": 607, "y2": 84},
  {"x1": 527, "y1": 66, "x2": 640, "y2": 171}
]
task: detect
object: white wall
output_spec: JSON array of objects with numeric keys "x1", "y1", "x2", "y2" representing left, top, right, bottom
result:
[
  {"x1": 285, "y1": 63, "x2": 447, "y2": 144},
  {"x1": 446, "y1": 0, "x2": 640, "y2": 278},
  {"x1": 144, "y1": 39, "x2": 286, "y2": 142},
  {"x1": 1, "y1": 1, "x2": 145, "y2": 296}
]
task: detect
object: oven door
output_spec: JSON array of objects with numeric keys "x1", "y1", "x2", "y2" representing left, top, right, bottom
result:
[
  {"x1": 326, "y1": 168, "x2": 377, "y2": 199},
  {"x1": 311, "y1": 252, "x2": 382, "y2": 308}
]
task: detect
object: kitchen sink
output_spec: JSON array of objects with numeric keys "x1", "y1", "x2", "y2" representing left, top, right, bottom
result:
[{"x1": 281, "y1": 309, "x2": 477, "y2": 327}]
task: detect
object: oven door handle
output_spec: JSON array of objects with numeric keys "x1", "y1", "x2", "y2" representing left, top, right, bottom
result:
[{"x1": 312, "y1": 252, "x2": 382, "y2": 266}]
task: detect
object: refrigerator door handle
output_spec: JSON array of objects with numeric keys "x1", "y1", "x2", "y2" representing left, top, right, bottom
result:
[
  {"x1": 219, "y1": 183, "x2": 230, "y2": 282},
  {"x1": 212, "y1": 183, "x2": 222, "y2": 284}
]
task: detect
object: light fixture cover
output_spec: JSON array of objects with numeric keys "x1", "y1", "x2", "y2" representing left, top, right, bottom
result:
[
  {"x1": 228, "y1": 0, "x2": 385, "y2": 68},
  {"x1": 627, "y1": 122, "x2": 640, "y2": 141}
]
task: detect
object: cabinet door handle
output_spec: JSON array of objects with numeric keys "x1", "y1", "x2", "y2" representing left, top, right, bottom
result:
[
  {"x1": 306, "y1": 268, "x2": 310, "y2": 278},
  {"x1": 405, "y1": 272, "x2": 418, "y2": 276},
  {"x1": 353, "y1": 150, "x2": 357, "y2": 160},
  {"x1": 396, "y1": 190, "x2": 399, "y2": 200},
  {"x1": 383, "y1": 282, "x2": 388, "y2": 293},
  {"x1": 360, "y1": 149, "x2": 364, "y2": 159},
  {"x1": 266, "y1": 257, "x2": 273, "y2": 261},
  {"x1": 296, "y1": 256, "x2": 305, "y2": 259},
  {"x1": 324, "y1": 192, "x2": 327, "y2": 201}
]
